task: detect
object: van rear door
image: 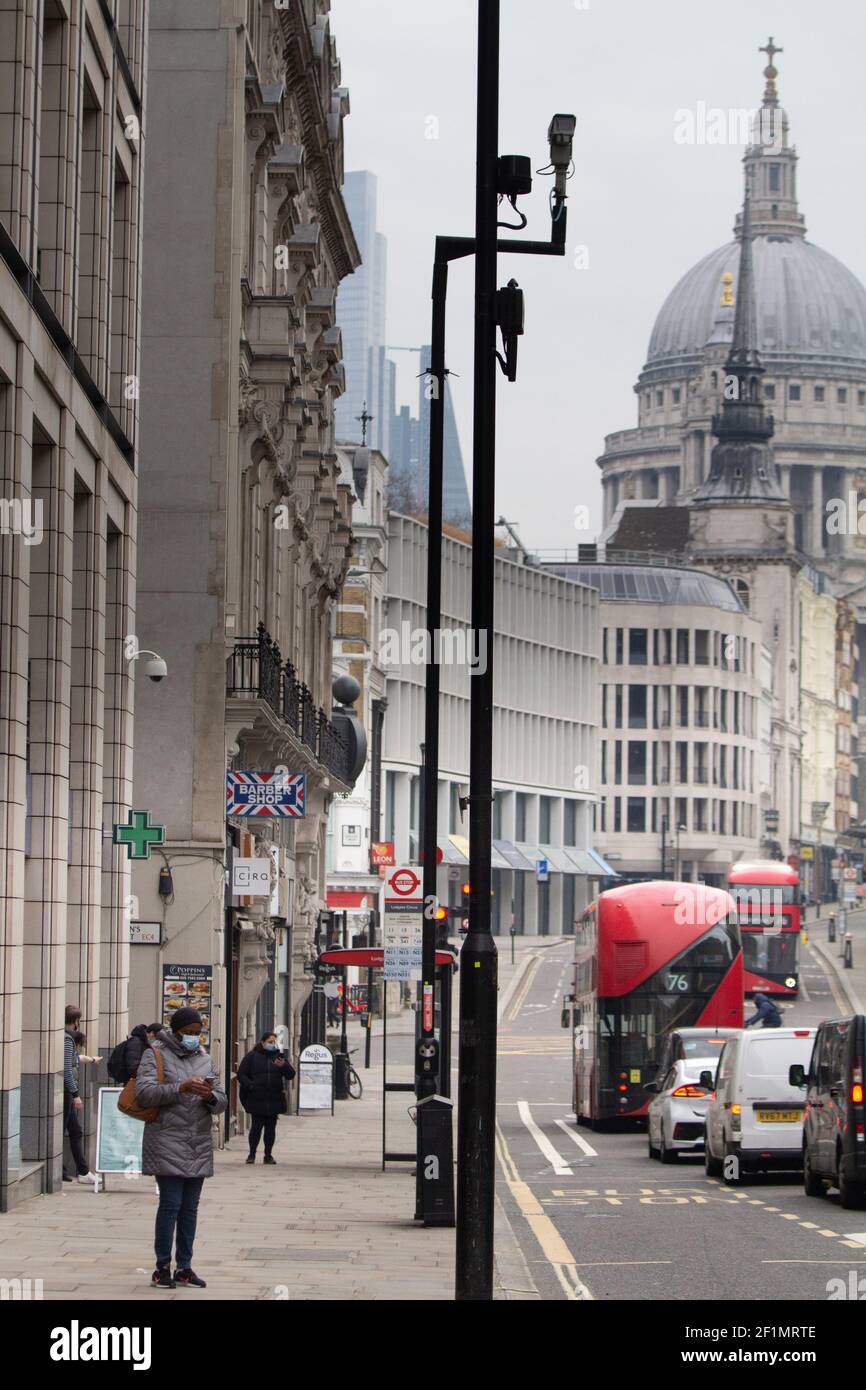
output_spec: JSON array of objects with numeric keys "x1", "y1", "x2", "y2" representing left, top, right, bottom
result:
[{"x1": 740, "y1": 1032, "x2": 813, "y2": 1152}]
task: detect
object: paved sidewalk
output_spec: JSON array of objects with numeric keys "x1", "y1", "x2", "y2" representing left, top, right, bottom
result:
[
  {"x1": 809, "y1": 905, "x2": 866, "y2": 1014},
  {"x1": 0, "y1": 936, "x2": 545, "y2": 1301}
]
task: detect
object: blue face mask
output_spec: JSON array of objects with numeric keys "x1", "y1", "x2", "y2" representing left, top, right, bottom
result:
[
  {"x1": 180, "y1": 1035, "x2": 200, "y2": 1051},
  {"x1": 263, "y1": 1043, "x2": 277, "y2": 1053}
]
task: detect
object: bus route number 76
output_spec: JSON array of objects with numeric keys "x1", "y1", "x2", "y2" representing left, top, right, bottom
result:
[{"x1": 665, "y1": 972, "x2": 689, "y2": 992}]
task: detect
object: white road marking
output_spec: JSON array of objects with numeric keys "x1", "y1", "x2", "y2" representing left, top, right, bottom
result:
[
  {"x1": 554, "y1": 1118, "x2": 598, "y2": 1158},
  {"x1": 842, "y1": 1232, "x2": 866, "y2": 1246},
  {"x1": 517, "y1": 1100, "x2": 573, "y2": 1175}
]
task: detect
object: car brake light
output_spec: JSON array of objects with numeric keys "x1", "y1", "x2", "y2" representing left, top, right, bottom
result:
[
  {"x1": 618, "y1": 1084, "x2": 628, "y2": 1092},
  {"x1": 794, "y1": 1030, "x2": 810, "y2": 1037},
  {"x1": 853, "y1": 1083, "x2": 864, "y2": 1105},
  {"x1": 672, "y1": 1085, "x2": 709, "y2": 1098}
]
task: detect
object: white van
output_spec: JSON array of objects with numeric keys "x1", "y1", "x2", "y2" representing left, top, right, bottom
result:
[{"x1": 704, "y1": 1027, "x2": 815, "y2": 1182}]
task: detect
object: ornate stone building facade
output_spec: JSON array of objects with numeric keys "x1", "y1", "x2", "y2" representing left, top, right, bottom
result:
[
  {"x1": 0, "y1": 0, "x2": 147, "y2": 1209},
  {"x1": 131, "y1": 0, "x2": 359, "y2": 1126}
]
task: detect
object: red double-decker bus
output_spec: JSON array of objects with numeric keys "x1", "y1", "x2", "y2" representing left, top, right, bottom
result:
[
  {"x1": 726, "y1": 860, "x2": 800, "y2": 997},
  {"x1": 571, "y1": 881, "x2": 743, "y2": 1128}
]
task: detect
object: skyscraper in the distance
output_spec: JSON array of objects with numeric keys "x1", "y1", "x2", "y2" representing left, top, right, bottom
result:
[
  {"x1": 335, "y1": 171, "x2": 392, "y2": 456},
  {"x1": 418, "y1": 346, "x2": 472, "y2": 527}
]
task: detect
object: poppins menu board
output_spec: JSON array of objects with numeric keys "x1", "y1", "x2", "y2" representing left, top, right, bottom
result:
[{"x1": 162, "y1": 964, "x2": 213, "y2": 1045}]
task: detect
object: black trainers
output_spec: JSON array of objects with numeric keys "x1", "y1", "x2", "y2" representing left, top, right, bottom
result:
[
  {"x1": 246, "y1": 1154, "x2": 255, "y2": 1164},
  {"x1": 263, "y1": 1155, "x2": 276, "y2": 1164},
  {"x1": 151, "y1": 1264, "x2": 175, "y2": 1289},
  {"x1": 175, "y1": 1268, "x2": 207, "y2": 1287}
]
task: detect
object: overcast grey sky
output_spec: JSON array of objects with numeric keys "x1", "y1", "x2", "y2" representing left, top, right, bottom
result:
[{"x1": 329, "y1": 0, "x2": 866, "y2": 551}]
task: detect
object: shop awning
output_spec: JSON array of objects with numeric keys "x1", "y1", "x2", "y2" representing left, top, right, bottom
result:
[
  {"x1": 493, "y1": 840, "x2": 535, "y2": 871},
  {"x1": 588, "y1": 847, "x2": 620, "y2": 877},
  {"x1": 537, "y1": 845, "x2": 581, "y2": 874},
  {"x1": 446, "y1": 834, "x2": 511, "y2": 871},
  {"x1": 562, "y1": 848, "x2": 593, "y2": 874},
  {"x1": 326, "y1": 890, "x2": 369, "y2": 908},
  {"x1": 439, "y1": 836, "x2": 468, "y2": 865}
]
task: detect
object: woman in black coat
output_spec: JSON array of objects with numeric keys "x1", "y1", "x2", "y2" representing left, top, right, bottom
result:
[{"x1": 237, "y1": 1033, "x2": 295, "y2": 1164}]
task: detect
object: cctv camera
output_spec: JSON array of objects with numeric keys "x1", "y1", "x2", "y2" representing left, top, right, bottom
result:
[{"x1": 143, "y1": 657, "x2": 167, "y2": 683}]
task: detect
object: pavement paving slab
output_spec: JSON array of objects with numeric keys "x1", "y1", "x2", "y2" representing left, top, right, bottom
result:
[{"x1": 0, "y1": 938, "x2": 540, "y2": 1302}]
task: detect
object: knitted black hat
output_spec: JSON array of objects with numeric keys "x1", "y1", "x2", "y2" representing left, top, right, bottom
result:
[{"x1": 170, "y1": 1007, "x2": 202, "y2": 1034}]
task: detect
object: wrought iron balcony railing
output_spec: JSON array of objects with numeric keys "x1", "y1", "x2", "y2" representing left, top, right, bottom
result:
[{"x1": 226, "y1": 624, "x2": 353, "y2": 783}]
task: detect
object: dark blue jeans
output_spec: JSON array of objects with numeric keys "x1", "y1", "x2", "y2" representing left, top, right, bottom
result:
[{"x1": 154, "y1": 1176, "x2": 205, "y2": 1269}]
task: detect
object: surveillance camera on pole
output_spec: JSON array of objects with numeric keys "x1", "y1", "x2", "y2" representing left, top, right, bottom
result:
[
  {"x1": 129, "y1": 649, "x2": 169, "y2": 683},
  {"x1": 547, "y1": 113, "x2": 576, "y2": 198}
]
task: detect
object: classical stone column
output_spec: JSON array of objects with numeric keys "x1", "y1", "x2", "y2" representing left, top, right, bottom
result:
[
  {"x1": 99, "y1": 523, "x2": 135, "y2": 1063},
  {"x1": 21, "y1": 412, "x2": 74, "y2": 1189},
  {"x1": 810, "y1": 466, "x2": 824, "y2": 557},
  {"x1": 0, "y1": 357, "x2": 30, "y2": 1208},
  {"x1": 65, "y1": 481, "x2": 107, "y2": 1174}
]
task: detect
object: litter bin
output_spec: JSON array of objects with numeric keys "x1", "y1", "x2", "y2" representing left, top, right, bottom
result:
[{"x1": 415, "y1": 1094, "x2": 455, "y2": 1227}]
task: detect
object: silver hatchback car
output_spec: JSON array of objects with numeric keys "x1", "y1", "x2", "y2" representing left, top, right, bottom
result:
[{"x1": 646, "y1": 1057, "x2": 716, "y2": 1163}]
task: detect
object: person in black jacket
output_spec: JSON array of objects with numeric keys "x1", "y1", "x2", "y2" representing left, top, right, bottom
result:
[
  {"x1": 237, "y1": 1033, "x2": 295, "y2": 1164},
  {"x1": 125, "y1": 1023, "x2": 163, "y2": 1077},
  {"x1": 744, "y1": 992, "x2": 784, "y2": 1028}
]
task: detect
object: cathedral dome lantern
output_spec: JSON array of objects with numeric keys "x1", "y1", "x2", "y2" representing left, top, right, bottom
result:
[{"x1": 639, "y1": 42, "x2": 866, "y2": 388}]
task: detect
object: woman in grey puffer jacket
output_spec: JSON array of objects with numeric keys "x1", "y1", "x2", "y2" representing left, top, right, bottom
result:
[{"x1": 135, "y1": 1008, "x2": 227, "y2": 1289}]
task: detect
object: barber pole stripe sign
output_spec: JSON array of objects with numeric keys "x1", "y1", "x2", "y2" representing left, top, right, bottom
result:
[{"x1": 226, "y1": 772, "x2": 306, "y2": 818}]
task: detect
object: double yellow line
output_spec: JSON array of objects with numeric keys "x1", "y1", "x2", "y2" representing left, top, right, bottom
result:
[{"x1": 495, "y1": 1121, "x2": 592, "y2": 1300}]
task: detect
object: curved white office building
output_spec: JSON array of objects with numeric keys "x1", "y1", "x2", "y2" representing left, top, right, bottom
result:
[
  {"x1": 545, "y1": 559, "x2": 768, "y2": 885},
  {"x1": 380, "y1": 516, "x2": 609, "y2": 935}
]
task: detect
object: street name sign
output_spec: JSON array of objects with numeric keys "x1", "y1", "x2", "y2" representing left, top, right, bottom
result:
[{"x1": 129, "y1": 920, "x2": 161, "y2": 945}]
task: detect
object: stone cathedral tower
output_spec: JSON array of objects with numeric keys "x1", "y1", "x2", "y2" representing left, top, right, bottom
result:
[{"x1": 685, "y1": 180, "x2": 802, "y2": 858}]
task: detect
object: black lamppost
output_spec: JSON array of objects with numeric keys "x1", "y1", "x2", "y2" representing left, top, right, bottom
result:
[{"x1": 449, "y1": 0, "x2": 574, "y2": 1300}]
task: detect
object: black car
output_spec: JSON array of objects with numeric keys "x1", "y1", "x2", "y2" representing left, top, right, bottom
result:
[{"x1": 793, "y1": 1015, "x2": 866, "y2": 1210}]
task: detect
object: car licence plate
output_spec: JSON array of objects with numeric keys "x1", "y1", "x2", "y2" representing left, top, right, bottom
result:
[{"x1": 755, "y1": 1109, "x2": 802, "y2": 1123}]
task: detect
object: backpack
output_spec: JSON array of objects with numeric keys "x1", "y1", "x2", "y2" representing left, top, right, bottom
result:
[{"x1": 107, "y1": 1038, "x2": 132, "y2": 1084}]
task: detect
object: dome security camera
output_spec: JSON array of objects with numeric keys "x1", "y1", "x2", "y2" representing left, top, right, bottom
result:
[{"x1": 143, "y1": 656, "x2": 167, "y2": 683}]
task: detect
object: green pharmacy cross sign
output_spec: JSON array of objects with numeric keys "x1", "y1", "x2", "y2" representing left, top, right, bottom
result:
[{"x1": 113, "y1": 810, "x2": 166, "y2": 861}]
